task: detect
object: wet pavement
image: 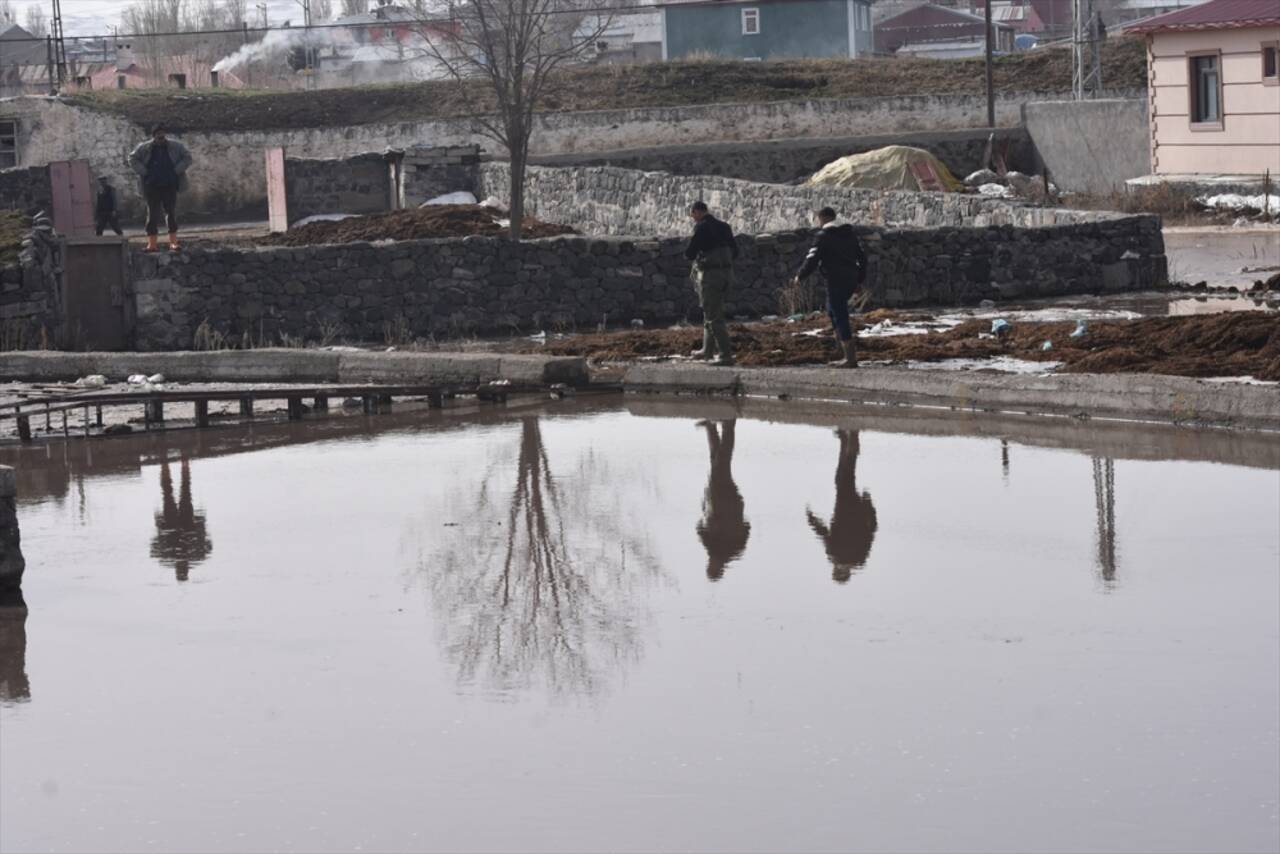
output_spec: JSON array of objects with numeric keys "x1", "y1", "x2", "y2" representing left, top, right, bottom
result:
[{"x1": 0, "y1": 398, "x2": 1277, "y2": 853}]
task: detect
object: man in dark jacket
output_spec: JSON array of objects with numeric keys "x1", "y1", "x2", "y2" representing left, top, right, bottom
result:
[
  {"x1": 791, "y1": 206, "x2": 867, "y2": 368},
  {"x1": 684, "y1": 201, "x2": 739, "y2": 366},
  {"x1": 129, "y1": 124, "x2": 193, "y2": 252},
  {"x1": 94, "y1": 176, "x2": 122, "y2": 236}
]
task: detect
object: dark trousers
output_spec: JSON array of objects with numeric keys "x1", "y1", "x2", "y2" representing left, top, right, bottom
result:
[
  {"x1": 95, "y1": 212, "x2": 122, "y2": 236},
  {"x1": 144, "y1": 186, "x2": 178, "y2": 236},
  {"x1": 826, "y1": 280, "x2": 858, "y2": 342}
]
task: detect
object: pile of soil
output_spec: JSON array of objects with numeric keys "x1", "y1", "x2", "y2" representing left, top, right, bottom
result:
[
  {"x1": 537, "y1": 311, "x2": 1280, "y2": 381},
  {"x1": 256, "y1": 205, "x2": 576, "y2": 247},
  {"x1": 71, "y1": 40, "x2": 1145, "y2": 133}
]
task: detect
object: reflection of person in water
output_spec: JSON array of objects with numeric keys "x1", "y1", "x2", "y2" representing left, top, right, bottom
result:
[
  {"x1": 150, "y1": 458, "x2": 212, "y2": 582},
  {"x1": 807, "y1": 429, "x2": 877, "y2": 584},
  {"x1": 696, "y1": 419, "x2": 750, "y2": 581},
  {"x1": 0, "y1": 590, "x2": 29, "y2": 703}
]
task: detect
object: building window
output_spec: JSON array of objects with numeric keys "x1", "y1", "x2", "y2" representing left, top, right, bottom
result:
[
  {"x1": 0, "y1": 120, "x2": 17, "y2": 169},
  {"x1": 117, "y1": 75, "x2": 127, "y2": 89},
  {"x1": 1264, "y1": 43, "x2": 1279, "y2": 86},
  {"x1": 742, "y1": 7, "x2": 760, "y2": 35},
  {"x1": 1189, "y1": 53, "x2": 1221, "y2": 126},
  {"x1": 168, "y1": 73, "x2": 187, "y2": 89}
]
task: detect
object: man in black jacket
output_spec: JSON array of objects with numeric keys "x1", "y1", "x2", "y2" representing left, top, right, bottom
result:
[
  {"x1": 791, "y1": 207, "x2": 867, "y2": 368},
  {"x1": 684, "y1": 201, "x2": 739, "y2": 366},
  {"x1": 94, "y1": 177, "x2": 122, "y2": 237}
]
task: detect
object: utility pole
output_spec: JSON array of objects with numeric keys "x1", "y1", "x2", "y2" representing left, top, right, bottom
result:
[
  {"x1": 1072, "y1": 0, "x2": 1102, "y2": 99},
  {"x1": 296, "y1": 0, "x2": 314, "y2": 88},
  {"x1": 49, "y1": 0, "x2": 67, "y2": 90},
  {"x1": 984, "y1": 0, "x2": 994, "y2": 127},
  {"x1": 257, "y1": 2, "x2": 269, "y2": 28}
]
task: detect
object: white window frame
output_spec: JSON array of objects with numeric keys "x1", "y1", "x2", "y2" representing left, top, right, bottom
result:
[{"x1": 741, "y1": 7, "x2": 760, "y2": 35}]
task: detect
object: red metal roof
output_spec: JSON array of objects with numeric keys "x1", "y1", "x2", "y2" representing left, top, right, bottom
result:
[{"x1": 1125, "y1": 0, "x2": 1280, "y2": 33}]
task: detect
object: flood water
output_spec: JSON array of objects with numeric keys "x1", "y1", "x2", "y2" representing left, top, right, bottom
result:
[{"x1": 1, "y1": 398, "x2": 1277, "y2": 854}]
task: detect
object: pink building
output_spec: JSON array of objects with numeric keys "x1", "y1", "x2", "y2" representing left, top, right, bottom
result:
[{"x1": 1127, "y1": 0, "x2": 1280, "y2": 176}]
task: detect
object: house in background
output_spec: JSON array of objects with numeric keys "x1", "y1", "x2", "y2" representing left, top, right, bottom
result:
[
  {"x1": 578, "y1": 11, "x2": 665, "y2": 64},
  {"x1": 658, "y1": 0, "x2": 875, "y2": 60},
  {"x1": 875, "y1": 3, "x2": 1016, "y2": 57},
  {"x1": 1127, "y1": 0, "x2": 1279, "y2": 176},
  {"x1": 971, "y1": 0, "x2": 1073, "y2": 39}
]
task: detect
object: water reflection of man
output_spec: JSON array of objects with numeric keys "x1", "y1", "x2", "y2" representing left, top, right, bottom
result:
[
  {"x1": 696, "y1": 419, "x2": 750, "y2": 581},
  {"x1": 0, "y1": 590, "x2": 29, "y2": 703},
  {"x1": 807, "y1": 429, "x2": 877, "y2": 584},
  {"x1": 150, "y1": 458, "x2": 212, "y2": 582}
]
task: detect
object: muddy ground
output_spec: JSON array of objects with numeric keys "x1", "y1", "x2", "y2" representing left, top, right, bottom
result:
[
  {"x1": 255, "y1": 206, "x2": 576, "y2": 246},
  {"x1": 71, "y1": 40, "x2": 1145, "y2": 133},
  {"x1": 532, "y1": 311, "x2": 1280, "y2": 381}
]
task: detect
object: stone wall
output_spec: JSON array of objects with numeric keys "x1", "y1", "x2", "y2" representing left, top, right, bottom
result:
[
  {"x1": 2, "y1": 211, "x2": 62, "y2": 348},
  {"x1": 533, "y1": 128, "x2": 1037, "y2": 186},
  {"x1": 0, "y1": 165, "x2": 52, "y2": 216},
  {"x1": 0, "y1": 465, "x2": 23, "y2": 593},
  {"x1": 1022, "y1": 98, "x2": 1151, "y2": 194},
  {"x1": 129, "y1": 216, "x2": 1164, "y2": 350},
  {"x1": 0, "y1": 89, "x2": 1140, "y2": 221},
  {"x1": 478, "y1": 162, "x2": 1137, "y2": 236},
  {"x1": 284, "y1": 152, "x2": 394, "y2": 223}
]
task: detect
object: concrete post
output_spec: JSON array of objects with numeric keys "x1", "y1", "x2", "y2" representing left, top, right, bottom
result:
[{"x1": 0, "y1": 466, "x2": 26, "y2": 593}]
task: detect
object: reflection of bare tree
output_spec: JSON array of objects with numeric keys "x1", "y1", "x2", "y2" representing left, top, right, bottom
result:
[
  {"x1": 1093, "y1": 457, "x2": 1117, "y2": 587},
  {"x1": 0, "y1": 589, "x2": 28, "y2": 703},
  {"x1": 150, "y1": 458, "x2": 213, "y2": 582},
  {"x1": 424, "y1": 416, "x2": 662, "y2": 699},
  {"x1": 807, "y1": 430, "x2": 878, "y2": 584},
  {"x1": 697, "y1": 420, "x2": 750, "y2": 581}
]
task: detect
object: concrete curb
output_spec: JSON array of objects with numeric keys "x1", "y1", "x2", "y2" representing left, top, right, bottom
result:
[
  {"x1": 0, "y1": 350, "x2": 589, "y2": 387},
  {"x1": 622, "y1": 364, "x2": 1280, "y2": 431}
]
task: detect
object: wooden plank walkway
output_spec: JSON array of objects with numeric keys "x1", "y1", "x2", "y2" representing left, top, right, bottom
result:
[{"x1": 0, "y1": 380, "x2": 562, "y2": 443}]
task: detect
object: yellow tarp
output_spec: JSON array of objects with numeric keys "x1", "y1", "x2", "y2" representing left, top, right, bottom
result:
[{"x1": 804, "y1": 145, "x2": 963, "y2": 192}]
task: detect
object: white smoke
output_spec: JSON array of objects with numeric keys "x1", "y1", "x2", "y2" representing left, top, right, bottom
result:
[{"x1": 213, "y1": 26, "x2": 355, "y2": 72}]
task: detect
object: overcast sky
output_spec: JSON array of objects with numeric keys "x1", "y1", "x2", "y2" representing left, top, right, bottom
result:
[{"x1": 43, "y1": 0, "x2": 305, "y2": 38}]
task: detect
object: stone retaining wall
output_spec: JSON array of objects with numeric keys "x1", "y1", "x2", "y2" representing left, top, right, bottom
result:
[
  {"x1": 129, "y1": 216, "x2": 1164, "y2": 350},
  {"x1": 0, "y1": 466, "x2": 23, "y2": 593},
  {"x1": 2, "y1": 211, "x2": 62, "y2": 348},
  {"x1": 533, "y1": 128, "x2": 1037, "y2": 186},
  {"x1": 478, "y1": 163, "x2": 1134, "y2": 237},
  {"x1": 285, "y1": 152, "x2": 394, "y2": 223},
  {"x1": 0, "y1": 166, "x2": 52, "y2": 217}
]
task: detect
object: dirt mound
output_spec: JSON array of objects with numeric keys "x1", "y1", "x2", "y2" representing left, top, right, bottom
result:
[
  {"x1": 256, "y1": 205, "x2": 576, "y2": 247},
  {"x1": 537, "y1": 311, "x2": 1280, "y2": 381},
  {"x1": 70, "y1": 39, "x2": 1145, "y2": 133}
]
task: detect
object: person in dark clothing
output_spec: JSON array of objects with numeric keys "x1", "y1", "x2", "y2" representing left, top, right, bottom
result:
[
  {"x1": 696, "y1": 419, "x2": 750, "y2": 581},
  {"x1": 94, "y1": 176, "x2": 123, "y2": 236},
  {"x1": 806, "y1": 429, "x2": 877, "y2": 584},
  {"x1": 150, "y1": 457, "x2": 213, "y2": 582},
  {"x1": 791, "y1": 207, "x2": 868, "y2": 368},
  {"x1": 684, "y1": 201, "x2": 739, "y2": 366},
  {"x1": 129, "y1": 124, "x2": 193, "y2": 252}
]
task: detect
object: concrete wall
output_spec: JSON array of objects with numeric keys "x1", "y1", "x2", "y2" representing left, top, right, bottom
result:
[
  {"x1": 534, "y1": 127, "x2": 1037, "y2": 185},
  {"x1": 1146, "y1": 27, "x2": 1280, "y2": 176},
  {"x1": 1022, "y1": 98, "x2": 1151, "y2": 193},
  {"x1": 127, "y1": 218, "x2": 1164, "y2": 349},
  {"x1": 0, "y1": 88, "x2": 1142, "y2": 221},
  {"x1": 478, "y1": 162, "x2": 1143, "y2": 236}
]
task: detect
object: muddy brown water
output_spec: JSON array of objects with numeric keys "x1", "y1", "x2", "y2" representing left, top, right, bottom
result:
[{"x1": 0, "y1": 398, "x2": 1277, "y2": 854}]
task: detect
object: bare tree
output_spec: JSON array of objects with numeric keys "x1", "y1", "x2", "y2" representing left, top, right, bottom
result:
[
  {"x1": 425, "y1": 0, "x2": 611, "y2": 238},
  {"x1": 120, "y1": 0, "x2": 248, "y2": 86},
  {"x1": 314, "y1": 0, "x2": 333, "y2": 22},
  {"x1": 339, "y1": 0, "x2": 367, "y2": 16},
  {"x1": 23, "y1": 4, "x2": 46, "y2": 37},
  {"x1": 0, "y1": 0, "x2": 16, "y2": 25}
]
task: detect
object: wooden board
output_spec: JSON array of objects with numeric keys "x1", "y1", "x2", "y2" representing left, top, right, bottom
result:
[
  {"x1": 49, "y1": 160, "x2": 95, "y2": 237},
  {"x1": 265, "y1": 146, "x2": 288, "y2": 233}
]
